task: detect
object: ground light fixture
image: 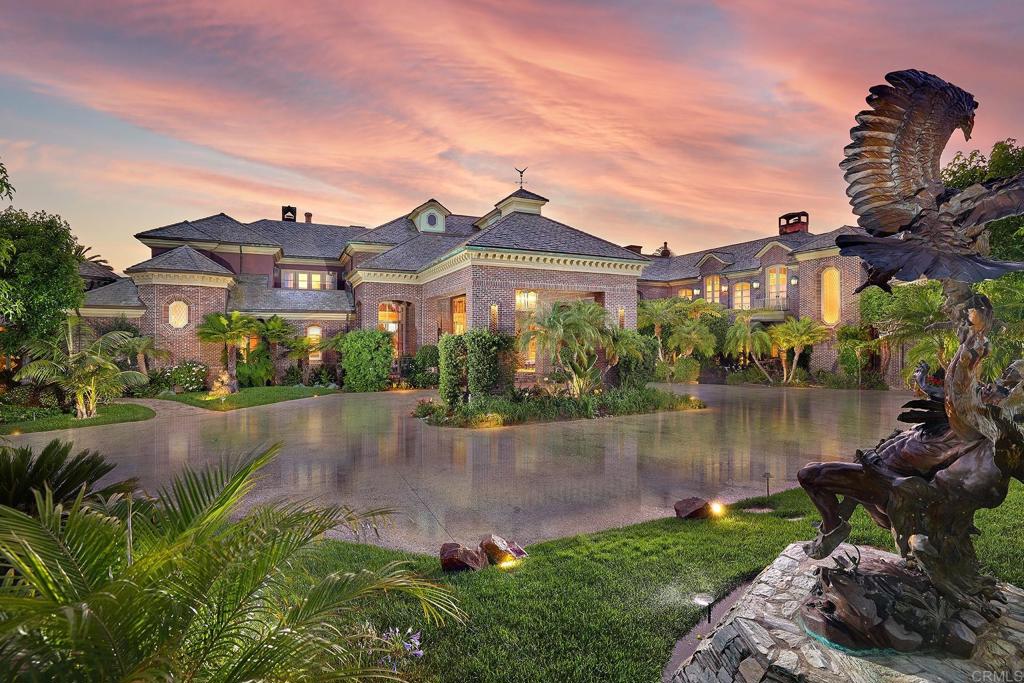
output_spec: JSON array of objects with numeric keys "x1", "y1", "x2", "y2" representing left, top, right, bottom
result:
[{"x1": 709, "y1": 501, "x2": 726, "y2": 517}]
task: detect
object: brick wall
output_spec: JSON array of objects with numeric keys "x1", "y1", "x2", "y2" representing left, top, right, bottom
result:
[
  {"x1": 137, "y1": 283, "x2": 229, "y2": 373},
  {"x1": 795, "y1": 254, "x2": 866, "y2": 373}
]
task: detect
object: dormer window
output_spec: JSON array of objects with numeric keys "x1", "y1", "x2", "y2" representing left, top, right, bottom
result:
[
  {"x1": 427, "y1": 213, "x2": 437, "y2": 227},
  {"x1": 409, "y1": 199, "x2": 450, "y2": 232}
]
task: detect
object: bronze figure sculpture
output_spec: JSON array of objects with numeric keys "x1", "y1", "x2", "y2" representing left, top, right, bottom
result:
[{"x1": 798, "y1": 70, "x2": 1024, "y2": 656}]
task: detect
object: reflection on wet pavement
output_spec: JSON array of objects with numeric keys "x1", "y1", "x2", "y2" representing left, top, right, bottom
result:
[{"x1": 8, "y1": 384, "x2": 910, "y2": 553}]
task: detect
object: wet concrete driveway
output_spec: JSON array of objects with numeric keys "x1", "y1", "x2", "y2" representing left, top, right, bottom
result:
[{"x1": 8, "y1": 384, "x2": 910, "y2": 553}]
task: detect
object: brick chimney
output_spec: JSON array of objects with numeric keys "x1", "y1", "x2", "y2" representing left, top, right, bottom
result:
[
  {"x1": 778, "y1": 211, "x2": 809, "y2": 235},
  {"x1": 304, "y1": 212, "x2": 313, "y2": 223},
  {"x1": 654, "y1": 241, "x2": 673, "y2": 257},
  {"x1": 624, "y1": 244, "x2": 643, "y2": 254}
]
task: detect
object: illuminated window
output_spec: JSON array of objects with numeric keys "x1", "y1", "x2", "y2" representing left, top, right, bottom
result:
[
  {"x1": 678, "y1": 288, "x2": 693, "y2": 299},
  {"x1": 821, "y1": 267, "x2": 841, "y2": 325},
  {"x1": 306, "y1": 325, "x2": 322, "y2": 363},
  {"x1": 704, "y1": 275, "x2": 721, "y2": 304},
  {"x1": 515, "y1": 290, "x2": 538, "y2": 312},
  {"x1": 766, "y1": 266, "x2": 788, "y2": 308},
  {"x1": 451, "y1": 296, "x2": 467, "y2": 334},
  {"x1": 282, "y1": 270, "x2": 336, "y2": 290},
  {"x1": 489, "y1": 304, "x2": 499, "y2": 331},
  {"x1": 168, "y1": 301, "x2": 189, "y2": 329},
  {"x1": 618, "y1": 308, "x2": 626, "y2": 329},
  {"x1": 378, "y1": 302, "x2": 401, "y2": 355},
  {"x1": 732, "y1": 282, "x2": 751, "y2": 310}
]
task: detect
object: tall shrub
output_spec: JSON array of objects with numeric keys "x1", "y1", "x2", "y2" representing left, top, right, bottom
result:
[
  {"x1": 464, "y1": 329, "x2": 515, "y2": 398},
  {"x1": 615, "y1": 332, "x2": 659, "y2": 389},
  {"x1": 438, "y1": 334, "x2": 468, "y2": 407},
  {"x1": 339, "y1": 330, "x2": 393, "y2": 392}
]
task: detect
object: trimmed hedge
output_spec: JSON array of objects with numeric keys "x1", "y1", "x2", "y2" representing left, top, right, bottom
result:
[
  {"x1": 464, "y1": 329, "x2": 515, "y2": 399},
  {"x1": 437, "y1": 334, "x2": 468, "y2": 406},
  {"x1": 339, "y1": 330, "x2": 393, "y2": 392}
]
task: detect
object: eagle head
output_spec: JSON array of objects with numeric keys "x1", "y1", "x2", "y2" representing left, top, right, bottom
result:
[
  {"x1": 959, "y1": 94, "x2": 979, "y2": 142},
  {"x1": 961, "y1": 112, "x2": 976, "y2": 142}
]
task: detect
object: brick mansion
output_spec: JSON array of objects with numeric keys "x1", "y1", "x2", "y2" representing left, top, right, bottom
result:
[{"x1": 80, "y1": 188, "x2": 871, "y2": 375}]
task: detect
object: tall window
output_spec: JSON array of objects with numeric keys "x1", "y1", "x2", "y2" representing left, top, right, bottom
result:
[
  {"x1": 821, "y1": 267, "x2": 841, "y2": 325},
  {"x1": 704, "y1": 275, "x2": 721, "y2": 304},
  {"x1": 451, "y1": 296, "x2": 467, "y2": 334},
  {"x1": 378, "y1": 303, "x2": 401, "y2": 355},
  {"x1": 766, "y1": 266, "x2": 788, "y2": 309},
  {"x1": 678, "y1": 288, "x2": 693, "y2": 299},
  {"x1": 282, "y1": 270, "x2": 336, "y2": 290},
  {"x1": 168, "y1": 301, "x2": 189, "y2": 329},
  {"x1": 732, "y1": 282, "x2": 751, "y2": 310},
  {"x1": 515, "y1": 290, "x2": 538, "y2": 312},
  {"x1": 306, "y1": 325, "x2": 323, "y2": 364},
  {"x1": 515, "y1": 290, "x2": 539, "y2": 370}
]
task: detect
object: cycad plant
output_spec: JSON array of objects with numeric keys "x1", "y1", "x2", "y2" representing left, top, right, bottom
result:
[
  {"x1": 724, "y1": 313, "x2": 774, "y2": 383},
  {"x1": 16, "y1": 317, "x2": 148, "y2": 418},
  {"x1": 0, "y1": 445, "x2": 462, "y2": 681},
  {"x1": 196, "y1": 311, "x2": 259, "y2": 393},
  {"x1": 770, "y1": 316, "x2": 832, "y2": 384},
  {"x1": 0, "y1": 439, "x2": 136, "y2": 515},
  {"x1": 117, "y1": 334, "x2": 168, "y2": 375}
]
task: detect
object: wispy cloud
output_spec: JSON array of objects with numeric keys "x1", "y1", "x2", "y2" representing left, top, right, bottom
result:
[{"x1": 0, "y1": 0, "x2": 1020, "y2": 269}]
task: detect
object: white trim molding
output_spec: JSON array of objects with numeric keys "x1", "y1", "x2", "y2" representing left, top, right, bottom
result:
[
  {"x1": 234, "y1": 310, "x2": 353, "y2": 321},
  {"x1": 77, "y1": 306, "x2": 146, "y2": 319},
  {"x1": 695, "y1": 253, "x2": 731, "y2": 268},
  {"x1": 131, "y1": 272, "x2": 236, "y2": 288},
  {"x1": 137, "y1": 238, "x2": 281, "y2": 257},
  {"x1": 754, "y1": 240, "x2": 794, "y2": 258}
]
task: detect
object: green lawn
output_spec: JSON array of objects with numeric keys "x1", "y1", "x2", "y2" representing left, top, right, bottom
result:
[
  {"x1": 303, "y1": 482, "x2": 1024, "y2": 683},
  {"x1": 0, "y1": 403, "x2": 156, "y2": 435},
  {"x1": 156, "y1": 385, "x2": 338, "y2": 411}
]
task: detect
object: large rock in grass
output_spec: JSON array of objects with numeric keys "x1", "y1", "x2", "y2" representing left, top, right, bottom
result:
[
  {"x1": 674, "y1": 497, "x2": 711, "y2": 520},
  {"x1": 479, "y1": 534, "x2": 516, "y2": 565},
  {"x1": 439, "y1": 542, "x2": 488, "y2": 572}
]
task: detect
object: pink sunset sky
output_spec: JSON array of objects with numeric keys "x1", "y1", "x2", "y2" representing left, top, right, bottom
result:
[{"x1": 1, "y1": 0, "x2": 1021, "y2": 272}]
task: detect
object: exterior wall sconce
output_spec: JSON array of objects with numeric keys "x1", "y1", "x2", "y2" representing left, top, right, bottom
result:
[
  {"x1": 751, "y1": 281, "x2": 760, "y2": 289},
  {"x1": 790, "y1": 276, "x2": 799, "y2": 286},
  {"x1": 693, "y1": 288, "x2": 702, "y2": 295},
  {"x1": 720, "y1": 285, "x2": 729, "y2": 292}
]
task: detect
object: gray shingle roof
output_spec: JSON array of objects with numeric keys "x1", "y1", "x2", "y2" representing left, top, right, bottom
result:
[
  {"x1": 248, "y1": 220, "x2": 369, "y2": 259},
  {"x1": 467, "y1": 212, "x2": 648, "y2": 261},
  {"x1": 358, "y1": 213, "x2": 480, "y2": 246},
  {"x1": 136, "y1": 213, "x2": 278, "y2": 246},
  {"x1": 358, "y1": 234, "x2": 469, "y2": 272},
  {"x1": 638, "y1": 227, "x2": 862, "y2": 282},
  {"x1": 82, "y1": 278, "x2": 144, "y2": 308},
  {"x1": 497, "y1": 188, "x2": 549, "y2": 203},
  {"x1": 228, "y1": 275, "x2": 354, "y2": 313},
  {"x1": 125, "y1": 245, "x2": 233, "y2": 276}
]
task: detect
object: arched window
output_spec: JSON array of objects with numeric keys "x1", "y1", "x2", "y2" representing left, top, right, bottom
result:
[
  {"x1": 821, "y1": 267, "x2": 841, "y2": 325},
  {"x1": 732, "y1": 282, "x2": 751, "y2": 310},
  {"x1": 306, "y1": 325, "x2": 323, "y2": 363},
  {"x1": 168, "y1": 301, "x2": 189, "y2": 329}
]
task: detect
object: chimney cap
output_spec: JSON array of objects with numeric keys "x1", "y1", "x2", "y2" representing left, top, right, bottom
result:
[
  {"x1": 778, "y1": 211, "x2": 809, "y2": 234},
  {"x1": 304, "y1": 211, "x2": 313, "y2": 223}
]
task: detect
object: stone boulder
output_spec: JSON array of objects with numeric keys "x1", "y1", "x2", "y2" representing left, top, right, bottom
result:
[
  {"x1": 674, "y1": 497, "x2": 712, "y2": 519},
  {"x1": 479, "y1": 534, "x2": 517, "y2": 565},
  {"x1": 439, "y1": 542, "x2": 488, "y2": 572}
]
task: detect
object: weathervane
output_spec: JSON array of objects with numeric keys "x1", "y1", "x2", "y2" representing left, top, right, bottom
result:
[{"x1": 515, "y1": 167, "x2": 527, "y2": 189}]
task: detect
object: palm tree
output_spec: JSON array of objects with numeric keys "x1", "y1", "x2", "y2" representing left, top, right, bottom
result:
[
  {"x1": 117, "y1": 335, "x2": 168, "y2": 375},
  {"x1": 196, "y1": 311, "x2": 258, "y2": 393},
  {"x1": 724, "y1": 313, "x2": 774, "y2": 383},
  {"x1": 0, "y1": 445, "x2": 462, "y2": 681},
  {"x1": 874, "y1": 282, "x2": 957, "y2": 372},
  {"x1": 637, "y1": 298, "x2": 680, "y2": 360},
  {"x1": 72, "y1": 244, "x2": 109, "y2": 267},
  {"x1": 16, "y1": 317, "x2": 148, "y2": 418},
  {"x1": 0, "y1": 439, "x2": 137, "y2": 515},
  {"x1": 316, "y1": 331, "x2": 346, "y2": 383},
  {"x1": 676, "y1": 297, "x2": 723, "y2": 321},
  {"x1": 258, "y1": 315, "x2": 296, "y2": 385},
  {"x1": 287, "y1": 336, "x2": 317, "y2": 385},
  {"x1": 771, "y1": 316, "x2": 832, "y2": 384},
  {"x1": 666, "y1": 319, "x2": 717, "y2": 360},
  {"x1": 519, "y1": 300, "x2": 612, "y2": 397}
]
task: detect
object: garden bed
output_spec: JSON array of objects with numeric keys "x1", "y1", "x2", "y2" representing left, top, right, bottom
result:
[
  {"x1": 415, "y1": 386, "x2": 704, "y2": 428},
  {"x1": 155, "y1": 385, "x2": 339, "y2": 411},
  {"x1": 301, "y1": 482, "x2": 1024, "y2": 683},
  {"x1": 0, "y1": 403, "x2": 156, "y2": 435}
]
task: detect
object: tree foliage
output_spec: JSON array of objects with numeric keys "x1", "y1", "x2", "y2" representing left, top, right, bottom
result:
[
  {"x1": 464, "y1": 329, "x2": 516, "y2": 399},
  {"x1": 196, "y1": 312, "x2": 259, "y2": 393},
  {"x1": 723, "y1": 313, "x2": 774, "y2": 383},
  {"x1": 437, "y1": 333, "x2": 468, "y2": 406},
  {"x1": 770, "y1": 317, "x2": 831, "y2": 384},
  {"x1": 518, "y1": 300, "x2": 613, "y2": 398},
  {"x1": 0, "y1": 208, "x2": 84, "y2": 354}
]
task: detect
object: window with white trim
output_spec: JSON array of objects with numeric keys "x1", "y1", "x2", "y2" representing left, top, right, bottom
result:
[{"x1": 282, "y1": 270, "x2": 337, "y2": 290}]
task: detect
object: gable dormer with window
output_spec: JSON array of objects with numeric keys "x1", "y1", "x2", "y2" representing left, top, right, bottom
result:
[{"x1": 408, "y1": 199, "x2": 451, "y2": 233}]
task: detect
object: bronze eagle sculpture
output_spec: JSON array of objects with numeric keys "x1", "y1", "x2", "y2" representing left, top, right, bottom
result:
[{"x1": 836, "y1": 69, "x2": 1024, "y2": 292}]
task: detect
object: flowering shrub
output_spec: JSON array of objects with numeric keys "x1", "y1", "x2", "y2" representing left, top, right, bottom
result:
[
  {"x1": 170, "y1": 361, "x2": 208, "y2": 392},
  {"x1": 378, "y1": 627, "x2": 424, "y2": 674}
]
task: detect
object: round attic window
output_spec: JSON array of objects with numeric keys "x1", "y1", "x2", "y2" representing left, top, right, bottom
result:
[{"x1": 427, "y1": 213, "x2": 438, "y2": 227}]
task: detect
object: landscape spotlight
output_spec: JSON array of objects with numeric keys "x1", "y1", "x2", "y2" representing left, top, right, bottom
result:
[{"x1": 709, "y1": 501, "x2": 726, "y2": 517}]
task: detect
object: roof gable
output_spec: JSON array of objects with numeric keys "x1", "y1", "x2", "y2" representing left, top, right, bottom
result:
[{"x1": 125, "y1": 245, "x2": 233, "y2": 276}]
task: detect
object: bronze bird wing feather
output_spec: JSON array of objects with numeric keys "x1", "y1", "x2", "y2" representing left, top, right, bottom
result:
[{"x1": 835, "y1": 70, "x2": 1024, "y2": 289}]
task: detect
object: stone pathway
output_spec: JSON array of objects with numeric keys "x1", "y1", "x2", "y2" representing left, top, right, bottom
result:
[{"x1": 674, "y1": 543, "x2": 1024, "y2": 682}]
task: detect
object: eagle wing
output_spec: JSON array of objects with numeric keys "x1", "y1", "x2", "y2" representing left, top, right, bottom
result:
[
  {"x1": 842, "y1": 69, "x2": 978, "y2": 236},
  {"x1": 940, "y1": 174, "x2": 1024, "y2": 235}
]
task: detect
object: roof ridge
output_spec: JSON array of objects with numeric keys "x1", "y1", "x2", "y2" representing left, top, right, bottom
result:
[{"x1": 480, "y1": 211, "x2": 648, "y2": 260}]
